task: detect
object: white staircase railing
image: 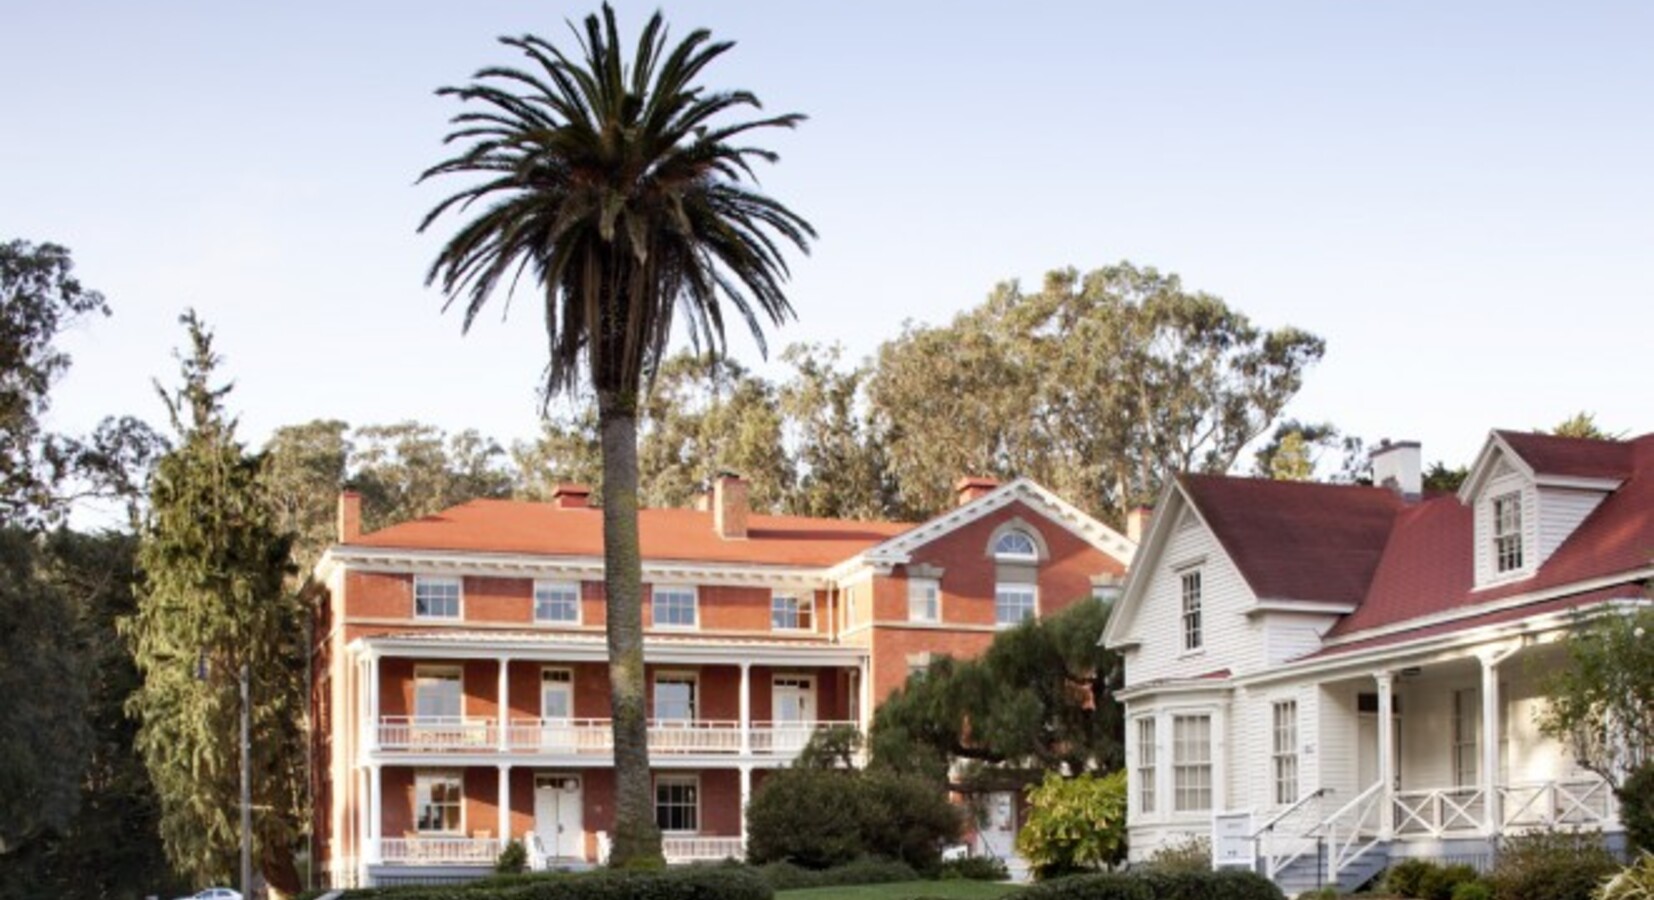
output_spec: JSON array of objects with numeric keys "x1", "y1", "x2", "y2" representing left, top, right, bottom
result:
[
  {"x1": 1323, "y1": 781, "x2": 1386, "y2": 885},
  {"x1": 1251, "y1": 788, "x2": 1327, "y2": 880}
]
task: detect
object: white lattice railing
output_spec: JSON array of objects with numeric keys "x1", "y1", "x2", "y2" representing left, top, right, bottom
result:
[
  {"x1": 1499, "y1": 777, "x2": 1617, "y2": 829},
  {"x1": 1252, "y1": 788, "x2": 1326, "y2": 880},
  {"x1": 1394, "y1": 786, "x2": 1485, "y2": 837},
  {"x1": 750, "y1": 721, "x2": 857, "y2": 754},
  {"x1": 380, "y1": 836, "x2": 500, "y2": 864},
  {"x1": 662, "y1": 835, "x2": 745, "y2": 862},
  {"x1": 1325, "y1": 781, "x2": 1386, "y2": 883},
  {"x1": 377, "y1": 717, "x2": 496, "y2": 750}
]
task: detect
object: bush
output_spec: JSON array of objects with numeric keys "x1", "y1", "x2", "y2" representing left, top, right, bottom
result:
[
  {"x1": 1388, "y1": 859, "x2": 1440, "y2": 898},
  {"x1": 857, "y1": 769, "x2": 965, "y2": 872},
  {"x1": 1620, "y1": 762, "x2": 1654, "y2": 854},
  {"x1": 1486, "y1": 829, "x2": 1620, "y2": 900},
  {"x1": 745, "y1": 767, "x2": 961, "y2": 871},
  {"x1": 1598, "y1": 851, "x2": 1654, "y2": 900},
  {"x1": 495, "y1": 839, "x2": 527, "y2": 874},
  {"x1": 1416, "y1": 863, "x2": 1479, "y2": 900},
  {"x1": 336, "y1": 864, "x2": 773, "y2": 900},
  {"x1": 1017, "y1": 771, "x2": 1128, "y2": 879},
  {"x1": 1295, "y1": 889, "x2": 1338, "y2": 900},
  {"x1": 938, "y1": 855, "x2": 1011, "y2": 881},
  {"x1": 754, "y1": 857, "x2": 918, "y2": 890},
  {"x1": 1020, "y1": 869, "x2": 1284, "y2": 900},
  {"x1": 1018, "y1": 872, "x2": 1152, "y2": 900},
  {"x1": 1144, "y1": 835, "x2": 1211, "y2": 874},
  {"x1": 1451, "y1": 882, "x2": 1492, "y2": 900}
]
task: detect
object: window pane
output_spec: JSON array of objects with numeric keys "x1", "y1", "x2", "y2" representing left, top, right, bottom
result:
[
  {"x1": 655, "y1": 779, "x2": 699, "y2": 832},
  {"x1": 993, "y1": 530, "x2": 1038, "y2": 559},
  {"x1": 655, "y1": 678, "x2": 695, "y2": 721},
  {"x1": 653, "y1": 587, "x2": 697, "y2": 627},
  {"x1": 415, "y1": 578, "x2": 461, "y2": 618},
  {"x1": 535, "y1": 582, "x2": 580, "y2": 623},
  {"x1": 995, "y1": 585, "x2": 1036, "y2": 626},
  {"x1": 908, "y1": 579, "x2": 939, "y2": 623},
  {"x1": 415, "y1": 671, "x2": 462, "y2": 718},
  {"x1": 1137, "y1": 718, "x2": 1157, "y2": 813},
  {"x1": 771, "y1": 595, "x2": 812, "y2": 630},
  {"x1": 1181, "y1": 571, "x2": 1203, "y2": 651}
]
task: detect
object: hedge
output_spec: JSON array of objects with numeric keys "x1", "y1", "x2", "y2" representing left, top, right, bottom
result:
[
  {"x1": 756, "y1": 857, "x2": 920, "y2": 890},
  {"x1": 1019, "y1": 869, "x2": 1284, "y2": 900},
  {"x1": 336, "y1": 864, "x2": 772, "y2": 900}
]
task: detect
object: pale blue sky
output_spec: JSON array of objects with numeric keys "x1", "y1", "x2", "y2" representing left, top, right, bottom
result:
[{"x1": 5, "y1": 3, "x2": 1651, "y2": 497}]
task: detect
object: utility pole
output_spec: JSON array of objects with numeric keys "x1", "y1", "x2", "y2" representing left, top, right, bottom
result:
[{"x1": 241, "y1": 663, "x2": 252, "y2": 899}]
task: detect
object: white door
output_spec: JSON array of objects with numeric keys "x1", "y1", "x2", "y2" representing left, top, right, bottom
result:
[
  {"x1": 534, "y1": 775, "x2": 584, "y2": 860},
  {"x1": 540, "y1": 669, "x2": 574, "y2": 751},
  {"x1": 978, "y1": 791, "x2": 1017, "y2": 859},
  {"x1": 773, "y1": 676, "x2": 816, "y2": 751}
]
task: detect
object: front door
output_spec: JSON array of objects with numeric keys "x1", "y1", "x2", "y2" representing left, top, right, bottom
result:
[
  {"x1": 773, "y1": 676, "x2": 816, "y2": 752},
  {"x1": 1357, "y1": 712, "x2": 1402, "y2": 789},
  {"x1": 534, "y1": 774, "x2": 584, "y2": 860},
  {"x1": 540, "y1": 669, "x2": 574, "y2": 751},
  {"x1": 978, "y1": 791, "x2": 1017, "y2": 859}
]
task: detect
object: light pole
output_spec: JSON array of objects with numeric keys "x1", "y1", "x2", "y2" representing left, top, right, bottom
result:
[{"x1": 241, "y1": 663, "x2": 252, "y2": 899}]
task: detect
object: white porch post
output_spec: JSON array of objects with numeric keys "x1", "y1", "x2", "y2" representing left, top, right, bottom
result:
[
  {"x1": 1376, "y1": 671, "x2": 1396, "y2": 840},
  {"x1": 1480, "y1": 653, "x2": 1503, "y2": 836},
  {"x1": 739, "y1": 765, "x2": 754, "y2": 849},
  {"x1": 739, "y1": 662, "x2": 753, "y2": 755},
  {"x1": 497, "y1": 656, "x2": 512, "y2": 752},
  {"x1": 367, "y1": 652, "x2": 381, "y2": 752},
  {"x1": 498, "y1": 764, "x2": 512, "y2": 845},
  {"x1": 1211, "y1": 703, "x2": 1229, "y2": 814},
  {"x1": 368, "y1": 763, "x2": 383, "y2": 863},
  {"x1": 858, "y1": 657, "x2": 873, "y2": 736}
]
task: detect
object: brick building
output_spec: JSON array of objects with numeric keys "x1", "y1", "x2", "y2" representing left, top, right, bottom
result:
[{"x1": 311, "y1": 475, "x2": 1134, "y2": 886}]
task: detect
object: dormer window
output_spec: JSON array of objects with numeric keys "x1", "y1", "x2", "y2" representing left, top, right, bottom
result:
[
  {"x1": 1493, "y1": 492, "x2": 1524, "y2": 573},
  {"x1": 992, "y1": 529, "x2": 1039, "y2": 562}
]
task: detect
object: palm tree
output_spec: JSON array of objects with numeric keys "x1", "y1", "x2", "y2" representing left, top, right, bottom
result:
[{"x1": 419, "y1": 5, "x2": 813, "y2": 865}]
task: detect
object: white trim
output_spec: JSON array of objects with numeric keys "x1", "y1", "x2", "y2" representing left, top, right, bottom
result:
[
  {"x1": 988, "y1": 519, "x2": 1047, "y2": 563},
  {"x1": 769, "y1": 592, "x2": 815, "y2": 633},
  {"x1": 1242, "y1": 599, "x2": 1358, "y2": 616},
  {"x1": 651, "y1": 585, "x2": 699, "y2": 631},
  {"x1": 413, "y1": 574, "x2": 463, "y2": 621},
  {"x1": 413, "y1": 768, "x2": 467, "y2": 836},
  {"x1": 352, "y1": 633, "x2": 870, "y2": 667},
  {"x1": 863, "y1": 477, "x2": 1135, "y2": 568},
  {"x1": 652, "y1": 670, "x2": 699, "y2": 722},
  {"x1": 321, "y1": 546, "x2": 831, "y2": 591},
  {"x1": 540, "y1": 665, "x2": 574, "y2": 719},
  {"x1": 532, "y1": 579, "x2": 583, "y2": 626},
  {"x1": 993, "y1": 582, "x2": 1038, "y2": 629},
  {"x1": 907, "y1": 577, "x2": 941, "y2": 624},
  {"x1": 653, "y1": 773, "x2": 701, "y2": 834}
]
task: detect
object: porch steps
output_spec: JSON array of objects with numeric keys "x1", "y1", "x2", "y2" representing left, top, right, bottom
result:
[{"x1": 1269, "y1": 841, "x2": 1389, "y2": 896}]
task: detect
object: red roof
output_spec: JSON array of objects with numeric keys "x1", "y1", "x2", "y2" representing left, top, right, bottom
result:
[
  {"x1": 1496, "y1": 430, "x2": 1636, "y2": 480},
  {"x1": 350, "y1": 499, "x2": 913, "y2": 568}
]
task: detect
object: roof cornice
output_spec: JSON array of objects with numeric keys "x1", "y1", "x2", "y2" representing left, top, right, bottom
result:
[
  {"x1": 862, "y1": 477, "x2": 1135, "y2": 569},
  {"x1": 317, "y1": 545, "x2": 833, "y2": 590}
]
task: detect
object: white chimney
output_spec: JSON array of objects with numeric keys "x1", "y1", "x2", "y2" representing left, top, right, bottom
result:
[{"x1": 1371, "y1": 440, "x2": 1422, "y2": 499}]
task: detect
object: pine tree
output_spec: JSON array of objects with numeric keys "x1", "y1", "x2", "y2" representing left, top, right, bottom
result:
[{"x1": 124, "y1": 311, "x2": 305, "y2": 894}]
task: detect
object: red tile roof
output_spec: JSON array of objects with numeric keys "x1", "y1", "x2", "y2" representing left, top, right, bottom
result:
[{"x1": 349, "y1": 499, "x2": 914, "y2": 568}]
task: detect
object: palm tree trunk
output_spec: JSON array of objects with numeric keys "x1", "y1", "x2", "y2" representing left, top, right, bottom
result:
[{"x1": 598, "y1": 392, "x2": 663, "y2": 866}]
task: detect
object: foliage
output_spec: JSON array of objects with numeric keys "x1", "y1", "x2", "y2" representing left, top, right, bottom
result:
[
  {"x1": 1294, "y1": 889, "x2": 1338, "y2": 900},
  {"x1": 776, "y1": 343, "x2": 895, "y2": 520},
  {"x1": 1422, "y1": 461, "x2": 1470, "y2": 493},
  {"x1": 1452, "y1": 882, "x2": 1493, "y2": 900},
  {"x1": 636, "y1": 354, "x2": 794, "y2": 512},
  {"x1": 1253, "y1": 420, "x2": 1343, "y2": 481},
  {"x1": 496, "y1": 839, "x2": 528, "y2": 874},
  {"x1": 1538, "y1": 606, "x2": 1654, "y2": 788},
  {"x1": 1018, "y1": 869, "x2": 1283, "y2": 900},
  {"x1": 1597, "y1": 852, "x2": 1654, "y2": 900},
  {"x1": 858, "y1": 769, "x2": 968, "y2": 873},
  {"x1": 795, "y1": 723, "x2": 863, "y2": 770},
  {"x1": 124, "y1": 312, "x2": 306, "y2": 893},
  {"x1": 1550, "y1": 412, "x2": 1621, "y2": 441},
  {"x1": 756, "y1": 857, "x2": 921, "y2": 891},
  {"x1": 1387, "y1": 858, "x2": 1438, "y2": 897},
  {"x1": 337, "y1": 864, "x2": 773, "y2": 900},
  {"x1": 420, "y1": 4, "x2": 813, "y2": 864},
  {"x1": 1143, "y1": 835, "x2": 1211, "y2": 874},
  {"x1": 871, "y1": 599, "x2": 1124, "y2": 791},
  {"x1": 1015, "y1": 770, "x2": 1127, "y2": 879},
  {"x1": 1416, "y1": 863, "x2": 1480, "y2": 900},
  {"x1": 1486, "y1": 828, "x2": 1620, "y2": 900},
  {"x1": 866, "y1": 263, "x2": 1324, "y2": 522},
  {"x1": 1620, "y1": 762, "x2": 1654, "y2": 854},
  {"x1": 938, "y1": 856, "x2": 1011, "y2": 882},
  {"x1": 745, "y1": 766, "x2": 962, "y2": 871}
]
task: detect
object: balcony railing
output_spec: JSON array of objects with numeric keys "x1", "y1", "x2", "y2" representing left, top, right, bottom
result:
[
  {"x1": 1499, "y1": 778, "x2": 1618, "y2": 830},
  {"x1": 364, "y1": 717, "x2": 859, "y2": 755},
  {"x1": 662, "y1": 835, "x2": 745, "y2": 863},
  {"x1": 380, "y1": 836, "x2": 500, "y2": 865}
]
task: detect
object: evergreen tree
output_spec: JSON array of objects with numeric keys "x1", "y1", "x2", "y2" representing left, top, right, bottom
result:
[{"x1": 124, "y1": 311, "x2": 305, "y2": 894}]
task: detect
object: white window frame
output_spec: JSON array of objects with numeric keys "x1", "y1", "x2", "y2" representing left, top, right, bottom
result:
[
  {"x1": 654, "y1": 773, "x2": 700, "y2": 834},
  {"x1": 413, "y1": 575, "x2": 462, "y2": 620},
  {"x1": 1137, "y1": 717, "x2": 1157, "y2": 814},
  {"x1": 1172, "y1": 714, "x2": 1213, "y2": 813},
  {"x1": 770, "y1": 593, "x2": 814, "y2": 632},
  {"x1": 533, "y1": 580, "x2": 582, "y2": 625},
  {"x1": 414, "y1": 769, "x2": 465, "y2": 835},
  {"x1": 1492, "y1": 492, "x2": 1524, "y2": 574},
  {"x1": 994, "y1": 583, "x2": 1037, "y2": 628},
  {"x1": 1180, "y1": 569, "x2": 1204, "y2": 652},
  {"x1": 541, "y1": 667, "x2": 574, "y2": 720},
  {"x1": 991, "y1": 528, "x2": 1040, "y2": 562},
  {"x1": 651, "y1": 585, "x2": 698, "y2": 630},
  {"x1": 908, "y1": 577, "x2": 941, "y2": 624},
  {"x1": 653, "y1": 671, "x2": 698, "y2": 723},
  {"x1": 1273, "y1": 700, "x2": 1299, "y2": 806},
  {"x1": 413, "y1": 665, "x2": 463, "y2": 720}
]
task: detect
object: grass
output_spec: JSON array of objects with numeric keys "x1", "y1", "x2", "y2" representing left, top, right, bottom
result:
[{"x1": 777, "y1": 881, "x2": 1022, "y2": 900}]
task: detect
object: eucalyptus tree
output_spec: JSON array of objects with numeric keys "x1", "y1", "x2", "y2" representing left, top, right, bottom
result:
[{"x1": 420, "y1": 5, "x2": 813, "y2": 863}]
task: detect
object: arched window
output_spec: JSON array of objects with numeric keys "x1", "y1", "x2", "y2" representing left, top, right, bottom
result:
[{"x1": 992, "y1": 528, "x2": 1039, "y2": 562}]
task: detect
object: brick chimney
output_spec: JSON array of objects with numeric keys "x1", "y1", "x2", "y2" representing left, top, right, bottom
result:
[
  {"x1": 713, "y1": 472, "x2": 749, "y2": 540},
  {"x1": 337, "y1": 490, "x2": 361, "y2": 542},
  {"x1": 955, "y1": 476, "x2": 999, "y2": 506},
  {"x1": 1371, "y1": 439, "x2": 1422, "y2": 500},
  {"x1": 1126, "y1": 505, "x2": 1153, "y2": 544},
  {"x1": 550, "y1": 483, "x2": 591, "y2": 509}
]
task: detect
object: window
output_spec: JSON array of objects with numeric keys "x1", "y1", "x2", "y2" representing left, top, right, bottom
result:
[
  {"x1": 534, "y1": 581, "x2": 581, "y2": 624},
  {"x1": 414, "y1": 668, "x2": 462, "y2": 719},
  {"x1": 992, "y1": 528, "x2": 1040, "y2": 561},
  {"x1": 1273, "y1": 701, "x2": 1299, "y2": 805},
  {"x1": 771, "y1": 594, "x2": 813, "y2": 631},
  {"x1": 654, "y1": 675, "x2": 696, "y2": 722},
  {"x1": 1172, "y1": 714, "x2": 1213, "y2": 812},
  {"x1": 652, "y1": 586, "x2": 697, "y2": 628},
  {"x1": 414, "y1": 576, "x2": 461, "y2": 619},
  {"x1": 995, "y1": 584, "x2": 1037, "y2": 627},
  {"x1": 1137, "y1": 718, "x2": 1157, "y2": 814},
  {"x1": 1453, "y1": 688, "x2": 1480, "y2": 787},
  {"x1": 1180, "y1": 570, "x2": 1203, "y2": 651},
  {"x1": 415, "y1": 771, "x2": 463, "y2": 833},
  {"x1": 655, "y1": 776, "x2": 699, "y2": 832},
  {"x1": 541, "y1": 668, "x2": 573, "y2": 719},
  {"x1": 1493, "y1": 493, "x2": 1524, "y2": 573},
  {"x1": 908, "y1": 578, "x2": 940, "y2": 623}
]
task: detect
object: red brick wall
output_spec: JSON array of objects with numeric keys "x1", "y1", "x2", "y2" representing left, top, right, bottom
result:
[
  {"x1": 347, "y1": 571, "x2": 411, "y2": 619},
  {"x1": 466, "y1": 576, "x2": 532, "y2": 624},
  {"x1": 382, "y1": 768, "x2": 413, "y2": 837},
  {"x1": 699, "y1": 769, "x2": 741, "y2": 836}
]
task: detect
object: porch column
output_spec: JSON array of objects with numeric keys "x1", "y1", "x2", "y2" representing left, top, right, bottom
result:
[
  {"x1": 1376, "y1": 671, "x2": 1396, "y2": 840},
  {"x1": 368, "y1": 763, "x2": 383, "y2": 863},
  {"x1": 497, "y1": 656, "x2": 512, "y2": 752},
  {"x1": 858, "y1": 657, "x2": 873, "y2": 735},
  {"x1": 367, "y1": 652, "x2": 381, "y2": 752},
  {"x1": 498, "y1": 764, "x2": 513, "y2": 845},
  {"x1": 1480, "y1": 653, "x2": 1503, "y2": 836},
  {"x1": 739, "y1": 765, "x2": 754, "y2": 849},
  {"x1": 739, "y1": 662, "x2": 753, "y2": 755}
]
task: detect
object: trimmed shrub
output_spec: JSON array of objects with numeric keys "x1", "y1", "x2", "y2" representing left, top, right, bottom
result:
[
  {"x1": 1620, "y1": 762, "x2": 1654, "y2": 854},
  {"x1": 1017, "y1": 771, "x2": 1128, "y2": 879},
  {"x1": 495, "y1": 839, "x2": 527, "y2": 874},
  {"x1": 938, "y1": 856, "x2": 1011, "y2": 881},
  {"x1": 1135, "y1": 868, "x2": 1285, "y2": 900},
  {"x1": 337, "y1": 864, "x2": 772, "y2": 900},
  {"x1": 1487, "y1": 829, "x2": 1620, "y2": 900},
  {"x1": 1294, "y1": 889, "x2": 1338, "y2": 900},
  {"x1": 1451, "y1": 882, "x2": 1492, "y2": 900},
  {"x1": 1598, "y1": 851, "x2": 1654, "y2": 900},
  {"x1": 745, "y1": 766, "x2": 961, "y2": 871},
  {"x1": 1018, "y1": 872, "x2": 1153, "y2": 900},
  {"x1": 755, "y1": 857, "x2": 918, "y2": 890},
  {"x1": 857, "y1": 769, "x2": 965, "y2": 872},
  {"x1": 1388, "y1": 858, "x2": 1440, "y2": 898},
  {"x1": 1144, "y1": 835, "x2": 1211, "y2": 874},
  {"x1": 1416, "y1": 863, "x2": 1479, "y2": 900}
]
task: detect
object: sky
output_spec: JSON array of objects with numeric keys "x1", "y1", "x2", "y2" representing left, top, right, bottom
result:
[{"x1": 5, "y1": 2, "x2": 1652, "y2": 506}]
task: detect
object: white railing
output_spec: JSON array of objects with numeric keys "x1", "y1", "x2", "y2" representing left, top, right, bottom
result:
[
  {"x1": 377, "y1": 716, "x2": 496, "y2": 750},
  {"x1": 1324, "y1": 781, "x2": 1386, "y2": 884},
  {"x1": 1394, "y1": 786, "x2": 1484, "y2": 837},
  {"x1": 596, "y1": 831, "x2": 612, "y2": 866},
  {"x1": 526, "y1": 831, "x2": 551, "y2": 871},
  {"x1": 1252, "y1": 788, "x2": 1326, "y2": 880},
  {"x1": 508, "y1": 718, "x2": 615, "y2": 754},
  {"x1": 1499, "y1": 777, "x2": 1618, "y2": 830},
  {"x1": 650, "y1": 719, "x2": 743, "y2": 753},
  {"x1": 663, "y1": 835, "x2": 745, "y2": 862},
  {"x1": 750, "y1": 721, "x2": 857, "y2": 755},
  {"x1": 380, "y1": 836, "x2": 501, "y2": 864}
]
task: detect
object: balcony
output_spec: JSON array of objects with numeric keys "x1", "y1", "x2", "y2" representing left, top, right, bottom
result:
[
  {"x1": 380, "y1": 836, "x2": 500, "y2": 865},
  {"x1": 375, "y1": 716, "x2": 857, "y2": 756}
]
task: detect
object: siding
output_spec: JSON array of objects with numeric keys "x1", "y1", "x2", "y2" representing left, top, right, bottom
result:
[
  {"x1": 1472, "y1": 467, "x2": 1537, "y2": 588},
  {"x1": 1124, "y1": 518, "x2": 1260, "y2": 686},
  {"x1": 1535, "y1": 487, "x2": 1608, "y2": 565},
  {"x1": 1262, "y1": 614, "x2": 1334, "y2": 665},
  {"x1": 1318, "y1": 681, "x2": 1360, "y2": 801}
]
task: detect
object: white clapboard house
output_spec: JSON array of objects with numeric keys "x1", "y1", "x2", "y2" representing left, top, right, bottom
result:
[{"x1": 1102, "y1": 430, "x2": 1650, "y2": 894}]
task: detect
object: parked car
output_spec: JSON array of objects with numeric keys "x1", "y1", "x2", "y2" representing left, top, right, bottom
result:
[{"x1": 177, "y1": 889, "x2": 242, "y2": 900}]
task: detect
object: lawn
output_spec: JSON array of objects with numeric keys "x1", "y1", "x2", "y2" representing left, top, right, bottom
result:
[{"x1": 777, "y1": 881, "x2": 1022, "y2": 900}]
